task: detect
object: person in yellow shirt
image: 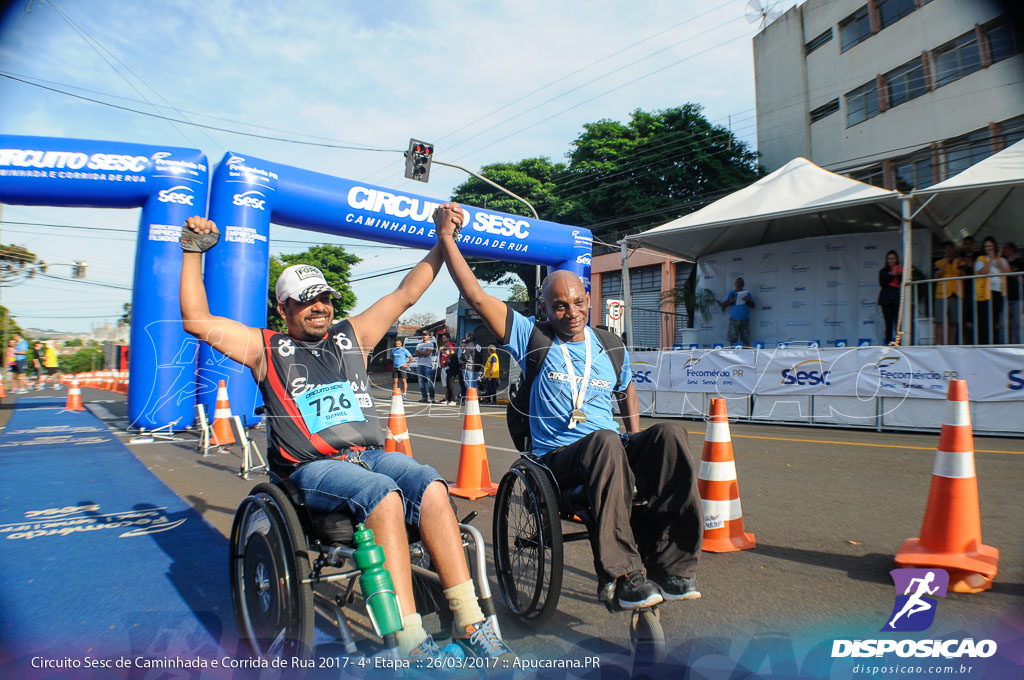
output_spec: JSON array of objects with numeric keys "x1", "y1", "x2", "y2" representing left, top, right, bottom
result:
[
  {"x1": 482, "y1": 345, "x2": 499, "y2": 404},
  {"x1": 43, "y1": 342, "x2": 60, "y2": 390},
  {"x1": 933, "y1": 241, "x2": 963, "y2": 345}
]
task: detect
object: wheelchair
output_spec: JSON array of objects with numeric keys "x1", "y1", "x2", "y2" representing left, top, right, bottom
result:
[
  {"x1": 230, "y1": 473, "x2": 495, "y2": 659},
  {"x1": 492, "y1": 452, "x2": 666, "y2": 659}
]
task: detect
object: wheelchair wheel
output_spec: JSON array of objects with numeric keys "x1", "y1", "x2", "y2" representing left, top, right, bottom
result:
[
  {"x1": 493, "y1": 458, "x2": 563, "y2": 628},
  {"x1": 630, "y1": 607, "x2": 666, "y2": 663},
  {"x1": 230, "y1": 482, "x2": 315, "y2": 659}
]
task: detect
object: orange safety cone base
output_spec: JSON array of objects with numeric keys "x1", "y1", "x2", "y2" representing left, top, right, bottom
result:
[
  {"x1": 702, "y1": 531, "x2": 756, "y2": 553},
  {"x1": 448, "y1": 481, "x2": 499, "y2": 500},
  {"x1": 894, "y1": 539, "x2": 998, "y2": 593}
]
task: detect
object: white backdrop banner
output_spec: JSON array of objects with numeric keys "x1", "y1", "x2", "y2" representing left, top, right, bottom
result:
[
  {"x1": 692, "y1": 230, "x2": 930, "y2": 348},
  {"x1": 631, "y1": 347, "x2": 1024, "y2": 402}
]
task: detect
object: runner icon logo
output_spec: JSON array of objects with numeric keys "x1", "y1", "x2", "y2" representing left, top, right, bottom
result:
[{"x1": 882, "y1": 568, "x2": 948, "y2": 632}]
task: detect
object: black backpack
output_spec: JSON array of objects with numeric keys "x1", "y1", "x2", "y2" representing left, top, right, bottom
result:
[{"x1": 506, "y1": 322, "x2": 626, "y2": 451}]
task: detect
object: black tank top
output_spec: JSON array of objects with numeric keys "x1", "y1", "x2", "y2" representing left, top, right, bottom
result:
[{"x1": 258, "y1": 319, "x2": 383, "y2": 475}]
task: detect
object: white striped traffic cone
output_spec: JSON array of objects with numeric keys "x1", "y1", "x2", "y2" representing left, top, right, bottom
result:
[
  {"x1": 448, "y1": 387, "x2": 498, "y2": 499},
  {"x1": 894, "y1": 380, "x2": 998, "y2": 593},
  {"x1": 211, "y1": 380, "x2": 237, "y2": 446},
  {"x1": 384, "y1": 381, "x2": 413, "y2": 457},
  {"x1": 698, "y1": 398, "x2": 754, "y2": 552}
]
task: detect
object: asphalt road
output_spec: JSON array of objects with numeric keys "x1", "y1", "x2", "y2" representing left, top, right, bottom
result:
[{"x1": 15, "y1": 382, "x2": 1022, "y2": 673}]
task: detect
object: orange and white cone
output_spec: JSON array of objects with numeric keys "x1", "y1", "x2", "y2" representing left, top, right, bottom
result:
[
  {"x1": 449, "y1": 387, "x2": 498, "y2": 500},
  {"x1": 698, "y1": 398, "x2": 755, "y2": 552},
  {"x1": 894, "y1": 380, "x2": 999, "y2": 593},
  {"x1": 63, "y1": 377, "x2": 86, "y2": 412},
  {"x1": 210, "y1": 380, "x2": 237, "y2": 446},
  {"x1": 384, "y1": 381, "x2": 413, "y2": 457}
]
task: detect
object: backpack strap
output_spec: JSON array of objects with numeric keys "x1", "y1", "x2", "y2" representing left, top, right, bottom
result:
[{"x1": 591, "y1": 327, "x2": 627, "y2": 392}]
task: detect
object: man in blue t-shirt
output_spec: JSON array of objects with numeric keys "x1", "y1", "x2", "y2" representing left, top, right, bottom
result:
[
  {"x1": 433, "y1": 202, "x2": 703, "y2": 611},
  {"x1": 392, "y1": 339, "x2": 413, "y2": 397},
  {"x1": 721, "y1": 277, "x2": 755, "y2": 347}
]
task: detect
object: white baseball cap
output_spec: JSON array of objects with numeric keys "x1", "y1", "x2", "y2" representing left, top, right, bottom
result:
[{"x1": 275, "y1": 264, "x2": 342, "y2": 303}]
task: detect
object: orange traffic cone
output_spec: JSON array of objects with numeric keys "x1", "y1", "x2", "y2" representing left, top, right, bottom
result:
[
  {"x1": 895, "y1": 380, "x2": 999, "y2": 593},
  {"x1": 698, "y1": 398, "x2": 755, "y2": 552},
  {"x1": 385, "y1": 381, "x2": 413, "y2": 457},
  {"x1": 63, "y1": 377, "x2": 86, "y2": 412},
  {"x1": 448, "y1": 387, "x2": 498, "y2": 500},
  {"x1": 210, "y1": 380, "x2": 237, "y2": 446}
]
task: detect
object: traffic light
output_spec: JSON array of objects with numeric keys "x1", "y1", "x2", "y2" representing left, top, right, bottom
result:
[{"x1": 404, "y1": 139, "x2": 433, "y2": 182}]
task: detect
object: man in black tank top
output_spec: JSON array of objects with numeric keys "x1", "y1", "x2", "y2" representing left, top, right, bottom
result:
[{"x1": 179, "y1": 214, "x2": 513, "y2": 663}]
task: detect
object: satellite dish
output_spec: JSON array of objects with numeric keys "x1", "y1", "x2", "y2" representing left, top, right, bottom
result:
[{"x1": 745, "y1": 0, "x2": 783, "y2": 28}]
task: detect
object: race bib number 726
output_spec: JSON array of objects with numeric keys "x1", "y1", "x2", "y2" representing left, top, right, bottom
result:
[{"x1": 295, "y1": 382, "x2": 366, "y2": 434}]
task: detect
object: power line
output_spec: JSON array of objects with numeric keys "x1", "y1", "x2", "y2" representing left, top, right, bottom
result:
[{"x1": 0, "y1": 73, "x2": 403, "y2": 153}]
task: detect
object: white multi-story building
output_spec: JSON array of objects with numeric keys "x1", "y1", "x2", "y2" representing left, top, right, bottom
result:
[{"x1": 754, "y1": 0, "x2": 1024, "y2": 189}]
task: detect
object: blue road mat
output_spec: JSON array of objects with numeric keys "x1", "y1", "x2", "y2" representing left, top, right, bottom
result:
[{"x1": 0, "y1": 397, "x2": 235, "y2": 668}]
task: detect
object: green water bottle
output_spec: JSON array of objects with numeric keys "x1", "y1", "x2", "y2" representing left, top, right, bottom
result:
[{"x1": 352, "y1": 523, "x2": 403, "y2": 637}]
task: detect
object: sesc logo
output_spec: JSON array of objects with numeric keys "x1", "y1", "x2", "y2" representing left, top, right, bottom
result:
[
  {"x1": 633, "y1": 370, "x2": 653, "y2": 385},
  {"x1": 576, "y1": 253, "x2": 592, "y2": 265},
  {"x1": 233, "y1": 190, "x2": 267, "y2": 211},
  {"x1": 1007, "y1": 369, "x2": 1023, "y2": 390},
  {"x1": 780, "y1": 359, "x2": 831, "y2": 386},
  {"x1": 157, "y1": 185, "x2": 195, "y2": 206}
]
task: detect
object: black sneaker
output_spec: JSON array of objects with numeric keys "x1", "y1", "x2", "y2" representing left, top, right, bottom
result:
[
  {"x1": 650, "y1": 573, "x2": 701, "y2": 601},
  {"x1": 616, "y1": 570, "x2": 663, "y2": 609}
]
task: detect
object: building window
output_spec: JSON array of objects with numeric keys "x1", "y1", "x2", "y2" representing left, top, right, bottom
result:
[
  {"x1": 805, "y1": 28, "x2": 833, "y2": 55},
  {"x1": 885, "y1": 57, "x2": 927, "y2": 108},
  {"x1": 893, "y1": 149, "x2": 934, "y2": 191},
  {"x1": 849, "y1": 165, "x2": 885, "y2": 188},
  {"x1": 810, "y1": 98, "x2": 840, "y2": 123},
  {"x1": 944, "y1": 129, "x2": 992, "y2": 178},
  {"x1": 845, "y1": 80, "x2": 879, "y2": 126},
  {"x1": 602, "y1": 271, "x2": 622, "y2": 299},
  {"x1": 839, "y1": 6, "x2": 871, "y2": 53},
  {"x1": 629, "y1": 265, "x2": 661, "y2": 293},
  {"x1": 984, "y1": 19, "x2": 1024, "y2": 64},
  {"x1": 933, "y1": 31, "x2": 982, "y2": 87},
  {"x1": 998, "y1": 115, "x2": 1024, "y2": 148},
  {"x1": 877, "y1": 0, "x2": 915, "y2": 30}
]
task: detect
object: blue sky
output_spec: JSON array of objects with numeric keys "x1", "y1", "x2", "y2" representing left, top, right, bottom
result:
[{"x1": 0, "y1": 0, "x2": 769, "y2": 333}]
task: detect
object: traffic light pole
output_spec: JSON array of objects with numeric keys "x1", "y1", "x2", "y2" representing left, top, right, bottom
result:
[{"x1": 430, "y1": 159, "x2": 543, "y2": 316}]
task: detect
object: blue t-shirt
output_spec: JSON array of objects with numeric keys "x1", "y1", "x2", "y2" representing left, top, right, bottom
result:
[
  {"x1": 392, "y1": 346, "x2": 412, "y2": 369},
  {"x1": 724, "y1": 290, "x2": 754, "y2": 320},
  {"x1": 505, "y1": 310, "x2": 632, "y2": 455}
]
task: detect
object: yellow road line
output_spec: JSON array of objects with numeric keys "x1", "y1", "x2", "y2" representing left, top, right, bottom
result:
[{"x1": 716, "y1": 433, "x2": 1021, "y2": 455}]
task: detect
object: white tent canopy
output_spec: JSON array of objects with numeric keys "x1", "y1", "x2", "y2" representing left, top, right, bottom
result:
[
  {"x1": 624, "y1": 157, "x2": 904, "y2": 261},
  {"x1": 911, "y1": 139, "x2": 1024, "y2": 245}
]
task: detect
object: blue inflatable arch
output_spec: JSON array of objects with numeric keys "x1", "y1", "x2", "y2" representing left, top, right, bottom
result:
[
  {"x1": 0, "y1": 136, "x2": 593, "y2": 429},
  {"x1": 199, "y1": 151, "x2": 593, "y2": 424},
  {"x1": 0, "y1": 134, "x2": 208, "y2": 430}
]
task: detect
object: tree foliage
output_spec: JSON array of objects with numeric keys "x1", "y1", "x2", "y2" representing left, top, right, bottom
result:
[
  {"x1": 267, "y1": 245, "x2": 360, "y2": 332},
  {"x1": 450, "y1": 157, "x2": 579, "y2": 302},
  {"x1": 399, "y1": 311, "x2": 437, "y2": 329},
  {"x1": 60, "y1": 345, "x2": 104, "y2": 374},
  {"x1": 1, "y1": 244, "x2": 46, "y2": 286},
  {"x1": 448, "y1": 104, "x2": 763, "y2": 292}
]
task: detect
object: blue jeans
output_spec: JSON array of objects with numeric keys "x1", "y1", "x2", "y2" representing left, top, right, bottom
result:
[
  {"x1": 289, "y1": 451, "x2": 445, "y2": 526},
  {"x1": 462, "y1": 369, "x2": 480, "y2": 396},
  {"x1": 417, "y1": 364, "x2": 435, "y2": 400}
]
